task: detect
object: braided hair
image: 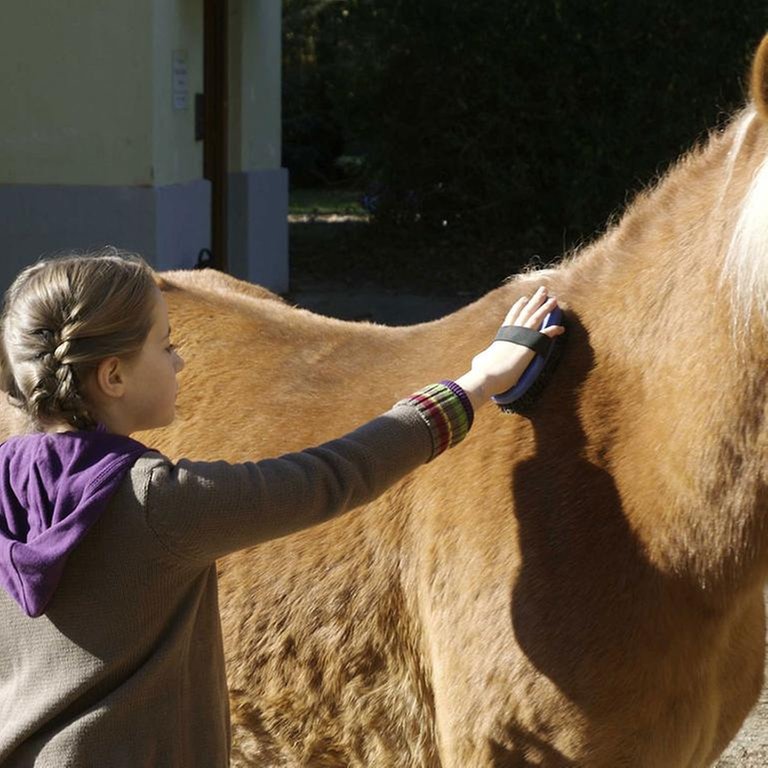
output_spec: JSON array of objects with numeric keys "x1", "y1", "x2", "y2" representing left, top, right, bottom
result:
[{"x1": 0, "y1": 248, "x2": 157, "y2": 430}]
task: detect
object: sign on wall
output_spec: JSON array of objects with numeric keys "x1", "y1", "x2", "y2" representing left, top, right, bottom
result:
[{"x1": 172, "y1": 50, "x2": 188, "y2": 110}]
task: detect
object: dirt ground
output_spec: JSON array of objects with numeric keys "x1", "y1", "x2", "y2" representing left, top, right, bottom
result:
[{"x1": 719, "y1": 687, "x2": 768, "y2": 765}]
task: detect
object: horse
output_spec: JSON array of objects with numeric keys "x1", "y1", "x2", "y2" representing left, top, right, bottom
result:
[{"x1": 4, "y1": 35, "x2": 768, "y2": 768}]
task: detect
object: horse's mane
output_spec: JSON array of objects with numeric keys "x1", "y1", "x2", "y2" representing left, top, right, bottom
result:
[{"x1": 722, "y1": 108, "x2": 768, "y2": 326}]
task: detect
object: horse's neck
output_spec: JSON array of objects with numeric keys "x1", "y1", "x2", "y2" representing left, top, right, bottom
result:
[
  {"x1": 348, "y1": 108, "x2": 768, "y2": 600},
  {"x1": 417, "y1": 111, "x2": 768, "y2": 601},
  {"x1": 540, "y1": 110, "x2": 768, "y2": 600}
]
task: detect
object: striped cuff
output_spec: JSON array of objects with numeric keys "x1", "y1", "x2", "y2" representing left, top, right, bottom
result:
[
  {"x1": 438, "y1": 380, "x2": 474, "y2": 432},
  {"x1": 395, "y1": 381, "x2": 473, "y2": 461}
]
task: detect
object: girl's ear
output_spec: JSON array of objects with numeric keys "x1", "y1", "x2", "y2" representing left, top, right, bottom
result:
[
  {"x1": 751, "y1": 34, "x2": 768, "y2": 120},
  {"x1": 94, "y1": 357, "x2": 125, "y2": 399}
]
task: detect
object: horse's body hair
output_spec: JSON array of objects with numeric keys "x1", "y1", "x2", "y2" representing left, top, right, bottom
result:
[{"x1": 3, "y1": 34, "x2": 768, "y2": 768}]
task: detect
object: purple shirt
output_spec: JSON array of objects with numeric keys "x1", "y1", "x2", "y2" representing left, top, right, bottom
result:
[{"x1": 0, "y1": 429, "x2": 147, "y2": 617}]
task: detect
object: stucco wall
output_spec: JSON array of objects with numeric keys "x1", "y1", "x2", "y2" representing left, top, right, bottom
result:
[
  {"x1": 0, "y1": 0, "x2": 202, "y2": 187},
  {"x1": 228, "y1": 0, "x2": 281, "y2": 172}
]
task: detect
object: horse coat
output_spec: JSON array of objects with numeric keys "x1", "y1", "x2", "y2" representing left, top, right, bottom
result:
[{"x1": 4, "y1": 34, "x2": 768, "y2": 768}]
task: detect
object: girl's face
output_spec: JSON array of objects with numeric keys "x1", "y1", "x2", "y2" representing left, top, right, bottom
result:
[{"x1": 118, "y1": 288, "x2": 185, "y2": 434}]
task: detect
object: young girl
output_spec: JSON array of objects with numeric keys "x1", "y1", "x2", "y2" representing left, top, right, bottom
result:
[{"x1": 0, "y1": 250, "x2": 563, "y2": 766}]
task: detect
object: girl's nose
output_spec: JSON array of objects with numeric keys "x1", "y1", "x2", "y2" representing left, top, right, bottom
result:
[{"x1": 174, "y1": 350, "x2": 185, "y2": 372}]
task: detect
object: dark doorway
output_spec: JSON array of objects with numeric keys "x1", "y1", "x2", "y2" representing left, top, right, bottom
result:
[{"x1": 203, "y1": 0, "x2": 228, "y2": 271}]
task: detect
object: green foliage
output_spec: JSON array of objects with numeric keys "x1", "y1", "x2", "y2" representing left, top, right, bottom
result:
[
  {"x1": 284, "y1": 1, "x2": 768, "y2": 262},
  {"x1": 288, "y1": 188, "x2": 365, "y2": 216}
]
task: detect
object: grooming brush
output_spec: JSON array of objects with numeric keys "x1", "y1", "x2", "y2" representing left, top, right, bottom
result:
[{"x1": 492, "y1": 306, "x2": 566, "y2": 415}]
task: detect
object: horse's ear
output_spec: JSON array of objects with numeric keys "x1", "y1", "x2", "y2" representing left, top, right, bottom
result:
[{"x1": 751, "y1": 34, "x2": 768, "y2": 119}]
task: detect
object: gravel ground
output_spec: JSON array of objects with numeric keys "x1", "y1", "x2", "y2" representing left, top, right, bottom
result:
[{"x1": 718, "y1": 687, "x2": 768, "y2": 765}]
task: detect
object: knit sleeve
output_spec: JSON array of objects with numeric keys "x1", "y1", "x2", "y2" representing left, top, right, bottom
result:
[{"x1": 143, "y1": 385, "x2": 473, "y2": 564}]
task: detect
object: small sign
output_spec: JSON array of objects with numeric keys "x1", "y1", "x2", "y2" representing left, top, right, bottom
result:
[{"x1": 172, "y1": 50, "x2": 188, "y2": 110}]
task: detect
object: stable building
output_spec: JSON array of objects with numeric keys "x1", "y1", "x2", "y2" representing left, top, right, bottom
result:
[{"x1": 0, "y1": 0, "x2": 288, "y2": 292}]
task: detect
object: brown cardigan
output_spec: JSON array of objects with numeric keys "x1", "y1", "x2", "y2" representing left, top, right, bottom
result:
[{"x1": 0, "y1": 405, "x2": 433, "y2": 767}]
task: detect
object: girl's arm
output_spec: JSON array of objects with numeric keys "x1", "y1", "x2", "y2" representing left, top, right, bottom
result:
[{"x1": 141, "y1": 288, "x2": 563, "y2": 564}]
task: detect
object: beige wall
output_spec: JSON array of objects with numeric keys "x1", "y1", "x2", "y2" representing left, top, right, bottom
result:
[
  {"x1": 229, "y1": 0, "x2": 281, "y2": 172},
  {"x1": 152, "y1": 0, "x2": 204, "y2": 186},
  {"x1": 0, "y1": 0, "x2": 286, "y2": 284},
  {"x1": 0, "y1": 0, "x2": 203, "y2": 187}
]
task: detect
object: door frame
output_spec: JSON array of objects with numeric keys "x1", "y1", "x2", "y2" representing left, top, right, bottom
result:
[{"x1": 203, "y1": 0, "x2": 229, "y2": 271}]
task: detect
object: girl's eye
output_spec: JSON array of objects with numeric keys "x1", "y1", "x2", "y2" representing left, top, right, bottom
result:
[{"x1": 166, "y1": 343, "x2": 177, "y2": 354}]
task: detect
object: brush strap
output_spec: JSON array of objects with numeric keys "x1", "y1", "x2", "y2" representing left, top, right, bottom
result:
[
  {"x1": 491, "y1": 306, "x2": 564, "y2": 410},
  {"x1": 494, "y1": 326, "x2": 552, "y2": 356}
]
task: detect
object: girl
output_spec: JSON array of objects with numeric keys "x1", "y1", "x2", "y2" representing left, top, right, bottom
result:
[{"x1": 0, "y1": 250, "x2": 563, "y2": 766}]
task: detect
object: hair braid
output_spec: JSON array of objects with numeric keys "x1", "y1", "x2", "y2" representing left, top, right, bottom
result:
[
  {"x1": 0, "y1": 248, "x2": 157, "y2": 431},
  {"x1": 26, "y1": 321, "x2": 93, "y2": 429}
]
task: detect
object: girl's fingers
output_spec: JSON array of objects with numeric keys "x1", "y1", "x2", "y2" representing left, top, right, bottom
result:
[
  {"x1": 520, "y1": 287, "x2": 548, "y2": 322},
  {"x1": 506, "y1": 286, "x2": 547, "y2": 326},
  {"x1": 526, "y1": 295, "x2": 558, "y2": 328},
  {"x1": 541, "y1": 325, "x2": 565, "y2": 338},
  {"x1": 501, "y1": 287, "x2": 562, "y2": 333},
  {"x1": 503, "y1": 295, "x2": 530, "y2": 326}
]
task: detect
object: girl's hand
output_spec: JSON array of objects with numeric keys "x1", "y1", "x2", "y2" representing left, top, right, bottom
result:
[{"x1": 455, "y1": 287, "x2": 564, "y2": 411}]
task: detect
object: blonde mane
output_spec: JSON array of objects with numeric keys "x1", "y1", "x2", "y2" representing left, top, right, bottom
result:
[{"x1": 721, "y1": 107, "x2": 768, "y2": 326}]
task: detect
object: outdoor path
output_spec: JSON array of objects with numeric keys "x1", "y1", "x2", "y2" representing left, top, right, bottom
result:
[
  {"x1": 287, "y1": 286, "x2": 768, "y2": 766},
  {"x1": 720, "y1": 683, "x2": 768, "y2": 766},
  {"x1": 285, "y1": 285, "x2": 470, "y2": 325}
]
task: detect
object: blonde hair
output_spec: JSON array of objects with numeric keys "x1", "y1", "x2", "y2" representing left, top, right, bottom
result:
[
  {"x1": 723, "y1": 151, "x2": 768, "y2": 327},
  {"x1": 0, "y1": 248, "x2": 157, "y2": 430}
]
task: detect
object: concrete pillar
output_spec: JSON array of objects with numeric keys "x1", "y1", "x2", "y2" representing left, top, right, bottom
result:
[
  {"x1": 227, "y1": 0, "x2": 289, "y2": 293},
  {"x1": 0, "y1": 0, "x2": 210, "y2": 288}
]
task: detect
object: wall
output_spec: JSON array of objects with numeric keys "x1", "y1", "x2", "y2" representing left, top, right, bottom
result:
[
  {"x1": 0, "y1": 0, "x2": 154, "y2": 186},
  {"x1": 227, "y1": 0, "x2": 288, "y2": 292},
  {"x1": 0, "y1": 0, "x2": 210, "y2": 283},
  {"x1": 152, "y1": 0, "x2": 204, "y2": 185}
]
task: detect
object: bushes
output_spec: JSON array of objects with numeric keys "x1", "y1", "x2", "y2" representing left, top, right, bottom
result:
[{"x1": 284, "y1": 1, "x2": 768, "y2": 262}]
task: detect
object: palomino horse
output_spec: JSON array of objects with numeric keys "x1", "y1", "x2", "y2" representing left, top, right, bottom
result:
[{"x1": 3, "y1": 38, "x2": 768, "y2": 768}]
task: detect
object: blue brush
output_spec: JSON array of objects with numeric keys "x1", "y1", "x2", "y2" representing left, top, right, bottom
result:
[{"x1": 492, "y1": 305, "x2": 565, "y2": 414}]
